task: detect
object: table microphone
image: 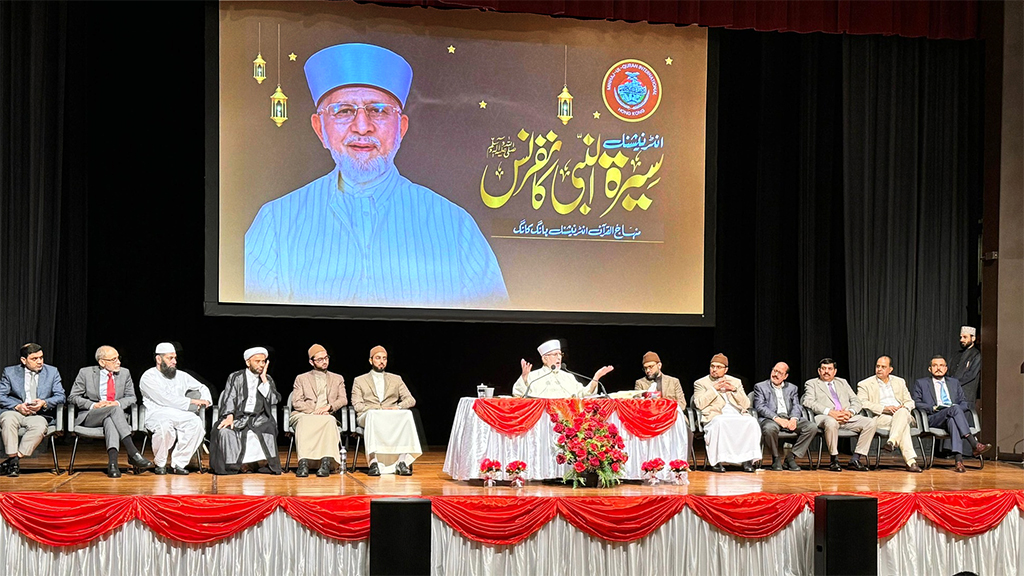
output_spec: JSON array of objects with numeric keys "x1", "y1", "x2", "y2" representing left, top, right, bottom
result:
[{"x1": 560, "y1": 364, "x2": 609, "y2": 397}]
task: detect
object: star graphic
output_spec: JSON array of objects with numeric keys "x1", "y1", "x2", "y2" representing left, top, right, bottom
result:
[
  {"x1": 665, "y1": 56, "x2": 673, "y2": 65},
  {"x1": 288, "y1": 53, "x2": 297, "y2": 61},
  {"x1": 593, "y1": 111, "x2": 601, "y2": 119},
  {"x1": 479, "y1": 100, "x2": 488, "y2": 109},
  {"x1": 447, "y1": 45, "x2": 456, "y2": 54}
]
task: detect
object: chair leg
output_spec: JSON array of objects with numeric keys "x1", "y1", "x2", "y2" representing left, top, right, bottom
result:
[
  {"x1": 873, "y1": 437, "x2": 881, "y2": 470},
  {"x1": 141, "y1": 436, "x2": 148, "y2": 457},
  {"x1": 68, "y1": 436, "x2": 80, "y2": 475},
  {"x1": 285, "y1": 437, "x2": 294, "y2": 472},
  {"x1": 816, "y1": 438, "x2": 823, "y2": 470},
  {"x1": 352, "y1": 436, "x2": 362, "y2": 472},
  {"x1": 50, "y1": 436, "x2": 62, "y2": 475}
]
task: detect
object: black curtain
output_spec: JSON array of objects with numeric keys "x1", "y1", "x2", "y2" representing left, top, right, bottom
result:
[
  {"x1": 0, "y1": 2, "x2": 88, "y2": 368},
  {"x1": 842, "y1": 35, "x2": 982, "y2": 384}
]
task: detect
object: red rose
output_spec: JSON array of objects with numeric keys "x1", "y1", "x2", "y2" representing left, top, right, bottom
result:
[
  {"x1": 556, "y1": 453, "x2": 567, "y2": 464},
  {"x1": 557, "y1": 434, "x2": 566, "y2": 444},
  {"x1": 550, "y1": 413, "x2": 559, "y2": 423},
  {"x1": 554, "y1": 423, "x2": 565, "y2": 433},
  {"x1": 607, "y1": 424, "x2": 618, "y2": 435},
  {"x1": 585, "y1": 430, "x2": 595, "y2": 439},
  {"x1": 611, "y1": 462, "x2": 620, "y2": 472},
  {"x1": 589, "y1": 457, "x2": 600, "y2": 467},
  {"x1": 574, "y1": 461, "x2": 586, "y2": 473},
  {"x1": 575, "y1": 449, "x2": 586, "y2": 459}
]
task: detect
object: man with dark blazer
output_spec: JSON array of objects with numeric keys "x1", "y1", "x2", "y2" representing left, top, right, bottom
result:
[
  {"x1": 0, "y1": 343, "x2": 65, "y2": 477},
  {"x1": 912, "y1": 355, "x2": 990, "y2": 473},
  {"x1": 752, "y1": 362, "x2": 817, "y2": 471},
  {"x1": 69, "y1": 345, "x2": 155, "y2": 477}
]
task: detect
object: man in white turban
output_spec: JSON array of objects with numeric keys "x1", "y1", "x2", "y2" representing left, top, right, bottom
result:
[
  {"x1": 210, "y1": 347, "x2": 282, "y2": 475},
  {"x1": 512, "y1": 339, "x2": 613, "y2": 399},
  {"x1": 139, "y1": 342, "x2": 212, "y2": 475},
  {"x1": 953, "y1": 326, "x2": 981, "y2": 407}
]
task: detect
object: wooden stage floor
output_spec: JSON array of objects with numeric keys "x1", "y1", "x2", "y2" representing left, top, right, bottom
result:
[{"x1": 3, "y1": 444, "x2": 1021, "y2": 497}]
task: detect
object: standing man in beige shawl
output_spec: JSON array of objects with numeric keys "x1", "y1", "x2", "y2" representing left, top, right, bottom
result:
[
  {"x1": 351, "y1": 345, "x2": 419, "y2": 476},
  {"x1": 291, "y1": 344, "x2": 348, "y2": 478}
]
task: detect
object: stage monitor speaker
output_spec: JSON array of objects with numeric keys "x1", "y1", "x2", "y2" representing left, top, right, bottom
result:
[
  {"x1": 814, "y1": 495, "x2": 878, "y2": 576},
  {"x1": 370, "y1": 497, "x2": 431, "y2": 576}
]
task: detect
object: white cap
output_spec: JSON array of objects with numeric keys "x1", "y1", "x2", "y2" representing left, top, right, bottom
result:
[
  {"x1": 244, "y1": 346, "x2": 269, "y2": 361},
  {"x1": 155, "y1": 342, "x2": 175, "y2": 355},
  {"x1": 960, "y1": 326, "x2": 977, "y2": 336},
  {"x1": 537, "y1": 339, "x2": 561, "y2": 356}
]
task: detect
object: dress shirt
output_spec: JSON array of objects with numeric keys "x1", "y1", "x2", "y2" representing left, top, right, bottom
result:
[
  {"x1": 23, "y1": 369, "x2": 37, "y2": 403},
  {"x1": 933, "y1": 378, "x2": 952, "y2": 406},
  {"x1": 772, "y1": 385, "x2": 788, "y2": 416},
  {"x1": 372, "y1": 371, "x2": 386, "y2": 402},
  {"x1": 877, "y1": 377, "x2": 899, "y2": 407}
]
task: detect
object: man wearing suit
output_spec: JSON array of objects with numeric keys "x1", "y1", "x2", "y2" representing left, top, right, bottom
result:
[
  {"x1": 351, "y1": 345, "x2": 419, "y2": 476},
  {"x1": 857, "y1": 356, "x2": 921, "y2": 473},
  {"x1": 752, "y1": 362, "x2": 817, "y2": 471},
  {"x1": 634, "y1": 351, "x2": 686, "y2": 407},
  {"x1": 692, "y1": 353, "x2": 762, "y2": 473},
  {"x1": 69, "y1": 345, "x2": 155, "y2": 477},
  {"x1": 802, "y1": 358, "x2": 875, "y2": 472},
  {"x1": 912, "y1": 355, "x2": 990, "y2": 473},
  {"x1": 290, "y1": 344, "x2": 348, "y2": 477},
  {"x1": 0, "y1": 343, "x2": 66, "y2": 477}
]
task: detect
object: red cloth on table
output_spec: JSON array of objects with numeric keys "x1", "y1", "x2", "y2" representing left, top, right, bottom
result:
[{"x1": 472, "y1": 398, "x2": 549, "y2": 436}]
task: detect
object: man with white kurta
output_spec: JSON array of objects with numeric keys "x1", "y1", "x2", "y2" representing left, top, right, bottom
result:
[
  {"x1": 291, "y1": 344, "x2": 347, "y2": 478},
  {"x1": 351, "y1": 345, "x2": 420, "y2": 476},
  {"x1": 140, "y1": 343, "x2": 212, "y2": 475},
  {"x1": 692, "y1": 353, "x2": 761, "y2": 472},
  {"x1": 857, "y1": 356, "x2": 921, "y2": 473},
  {"x1": 211, "y1": 347, "x2": 282, "y2": 475},
  {"x1": 802, "y1": 358, "x2": 875, "y2": 472},
  {"x1": 513, "y1": 339, "x2": 614, "y2": 399}
]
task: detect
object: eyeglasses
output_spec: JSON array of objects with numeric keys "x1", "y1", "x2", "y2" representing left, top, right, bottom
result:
[
  {"x1": 311, "y1": 355, "x2": 330, "y2": 363},
  {"x1": 319, "y1": 102, "x2": 401, "y2": 125},
  {"x1": 542, "y1": 351, "x2": 563, "y2": 357},
  {"x1": 101, "y1": 356, "x2": 121, "y2": 363}
]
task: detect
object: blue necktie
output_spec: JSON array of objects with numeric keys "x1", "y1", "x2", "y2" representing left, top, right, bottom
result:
[{"x1": 937, "y1": 380, "x2": 951, "y2": 405}]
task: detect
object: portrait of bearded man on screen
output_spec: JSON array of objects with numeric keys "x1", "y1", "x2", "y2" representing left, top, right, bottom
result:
[{"x1": 245, "y1": 43, "x2": 508, "y2": 308}]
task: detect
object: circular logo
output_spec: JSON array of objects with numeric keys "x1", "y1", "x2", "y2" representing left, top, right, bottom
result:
[{"x1": 602, "y1": 59, "x2": 662, "y2": 123}]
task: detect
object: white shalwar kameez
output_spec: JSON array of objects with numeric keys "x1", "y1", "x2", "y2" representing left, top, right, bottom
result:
[
  {"x1": 703, "y1": 401, "x2": 763, "y2": 466},
  {"x1": 140, "y1": 367, "x2": 212, "y2": 469}
]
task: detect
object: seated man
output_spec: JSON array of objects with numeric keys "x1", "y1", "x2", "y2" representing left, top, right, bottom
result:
[
  {"x1": 69, "y1": 345, "x2": 155, "y2": 477},
  {"x1": 351, "y1": 345, "x2": 420, "y2": 476},
  {"x1": 513, "y1": 339, "x2": 613, "y2": 399},
  {"x1": 634, "y1": 351, "x2": 685, "y2": 406},
  {"x1": 0, "y1": 343, "x2": 66, "y2": 477},
  {"x1": 752, "y1": 362, "x2": 817, "y2": 471},
  {"x1": 802, "y1": 358, "x2": 875, "y2": 472},
  {"x1": 291, "y1": 344, "x2": 347, "y2": 477},
  {"x1": 857, "y1": 356, "x2": 921, "y2": 473},
  {"x1": 140, "y1": 342, "x2": 212, "y2": 475},
  {"x1": 692, "y1": 353, "x2": 761, "y2": 473},
  {"x1": 912, "y1": 355, "x2": 990, "y2": 473},
  {"x1": 211, "y1": 347, "x2": 282, "y2": 475}
]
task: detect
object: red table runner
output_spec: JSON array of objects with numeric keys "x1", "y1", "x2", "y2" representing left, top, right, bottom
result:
[{"x1": 472, "y1": 397, "x2": 678, "y2": 439}]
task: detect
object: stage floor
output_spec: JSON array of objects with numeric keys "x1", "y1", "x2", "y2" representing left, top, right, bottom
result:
[{"x1": 3, "y1": 443, "x2": 1021, "y2": 497}]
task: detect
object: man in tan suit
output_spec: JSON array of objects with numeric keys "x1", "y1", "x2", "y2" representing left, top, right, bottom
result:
[
  {"x1": 692, "y1": 353, "x2": 761, "y2": 472},
  {"x1": 634, "y1": 351, "x2": 685, "y2": 407},
  {"x1": 351, "y1": 345, "x2": 419, "y2": 476},
  {"x1": 291, "y1": 344, "x2": 348, "y2": 477},
  {"x1": 802, "y1": 358, "x2": 876, "y2": 472},
  {"x1": 856, "y1": 356, "x2": 921, "y2": 473}
]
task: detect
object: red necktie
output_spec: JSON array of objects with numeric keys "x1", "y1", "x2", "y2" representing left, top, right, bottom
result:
[{"x1": 106, "y1": 372, "x2": 116, "y2": 401}]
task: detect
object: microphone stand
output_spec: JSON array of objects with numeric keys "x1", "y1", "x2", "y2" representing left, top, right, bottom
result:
[
  {"x1": 560, "y1": 365, "x2": 608, "y2": 397},
  {"x1": 521, "y1": 366, "x2": 554, "y2": 398}
]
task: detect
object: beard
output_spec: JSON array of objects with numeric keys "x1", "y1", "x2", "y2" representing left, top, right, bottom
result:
[
  {"x1": 248, "y1": 365, "x2": 263, "y2": 375},
  {"x1": 372, "y1": 364, "x2": 385, "y2": 373},
  {"x1": 960, "y1": 341, "x2": 972, "y2": 350},
  {"x1": 330, "y1": 131, "x2": 402, "y2": 185},
  {"x1": 158, "y1": 362, "x2": 177, "y2": 379},
  {"x1": 645, "y1": 372, "x2": 660, "y2": 381}
]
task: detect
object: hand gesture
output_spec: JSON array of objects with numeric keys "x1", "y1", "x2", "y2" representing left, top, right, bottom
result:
[
  {"x1": 594, "y1": 365, "x2": 614, "y2": 381},
  {"x1": 520, "y1": 359, "x2": 532, "y2": 382},
  {"x1": 218, "y1": 414, "x2": 234, "y2": 429},
  {"x1": 260, "y1": 359, "x2": 270, "y2": 384},
  {"x1": 190, "y1": 398, "x2": 211, "y2": 408}
]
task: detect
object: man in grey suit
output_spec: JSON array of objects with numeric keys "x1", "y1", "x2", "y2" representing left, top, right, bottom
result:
[
  {"x1": 69, "y1": 345, "x2": 155, "y2": 478},
  {"x1": 802, "y1": 358, "x2": 875, "y2": 472},
  {"x1": 752, "y1": 362, "x2": 817, "y2": 471},
  {"x1": 0, "y1": 343, "x2": 66, "y2": 477}
]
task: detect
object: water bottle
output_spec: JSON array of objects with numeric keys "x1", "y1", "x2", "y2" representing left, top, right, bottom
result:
[{"x1": 340, "y1": 446, "x2": 347, "y2": 474}]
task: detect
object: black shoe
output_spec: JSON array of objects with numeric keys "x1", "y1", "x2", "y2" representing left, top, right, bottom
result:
[
  {"x1": 882, "y1": 441, "x2": 896, "y2": 453},
  {"x1": 906, "y1": 463, "x2": 923, "y2": 473},
  {"x1": 396, "y1": 461, "x2": 412, "y2": 476},
  {"x1": 785, "y1": 455, "x2": 802, "y2": 471},
  {"x1": 295, "y1": 459, "x2": 310, "y2": 478},
  {"x1": 367, "y1": 462, "x2": 380, "y2": 476},
  {"x1": 710, "y1": 463, "x2": 726, "y2": 473},
  {"x1": 6, "y1": 459, "x2": 19, "y2": 478},
  {"x1": 154, "y1": 466, "x2": 167, "y2": 475},
  {"x1": 106, "y1": 463, "x2": 122, "y2": 478},
  {"x1": 829, "y1": 459, "x2": 842, "y2": 472},
  {"x1": 770, "y1": 457, "x2": 783, "y2": 471},
  {"x1": 848, "y1": 458, "x2": 869, "y2": 471},
  {"x1": 742, "y1": 461, "x2": 756, "y2": 473},
  {"x1": 129, "y1": 453, "x2": 155, "y2": 474},
  {"x1": 170, "y1": 466, "x2": 189, "y2": 475},
  {"x1": 317, "y1": 458, "x2": 331, "y2": 477}
]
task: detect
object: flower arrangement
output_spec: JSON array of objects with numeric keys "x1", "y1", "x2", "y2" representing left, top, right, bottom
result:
[
  {"x1": 480, "y1": 458, "x2": 502, "y2": 487},
  {"x1": 505, "y1": 460, "x2": 527, "y2": 488},
  {"x1": 669, "y1": 459, "x2": 689, "y2": 485},
  {"x1": 641, "y1": 458, "x2": 665, "y2": 485},
  {"x1": 552, "y1": 399, "x2": 628, "y2": 488}
]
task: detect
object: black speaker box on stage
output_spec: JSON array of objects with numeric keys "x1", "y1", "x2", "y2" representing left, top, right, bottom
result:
[
  {"x1": 814, "y1": 495, "x2": 878, "y2": 575},
  {"x1": 370, "y1": 497, "x2": 432, "y2": 576}
]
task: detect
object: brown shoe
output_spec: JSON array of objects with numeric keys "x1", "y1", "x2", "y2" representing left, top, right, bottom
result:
[
  {"x1": 882, "y1": 442, "x2": 895, "y2": 453},
  {"x1": 972, "y1": 443, "x2": 991, "y2": 457},
  {"x1": 906, "y1": 463, "x2": 923, "y2": 473},
  {"x1": 954, "y1": 461, "x2": 966, "y2": 473}
]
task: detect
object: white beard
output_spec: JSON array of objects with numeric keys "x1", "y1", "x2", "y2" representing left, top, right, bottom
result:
[{"x1": 328, "y1": 131, "x2": 403, "y2": 185}]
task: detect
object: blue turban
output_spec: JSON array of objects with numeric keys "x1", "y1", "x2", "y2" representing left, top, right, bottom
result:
[{"x1": 304, "y1": 43, "x2": 413, "y2": 108}]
